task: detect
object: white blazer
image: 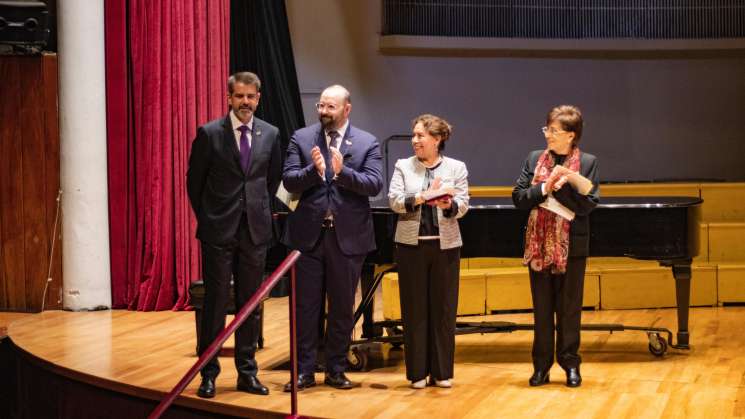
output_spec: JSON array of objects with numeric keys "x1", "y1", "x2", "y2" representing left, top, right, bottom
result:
[{"x1": 388, "y1": 156, "x2": 469, "y2": 249}]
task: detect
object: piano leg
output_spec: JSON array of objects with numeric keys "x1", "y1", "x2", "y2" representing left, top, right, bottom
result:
[{"x1": 671, "y1": 262, "x2": 692, "y2": 349}]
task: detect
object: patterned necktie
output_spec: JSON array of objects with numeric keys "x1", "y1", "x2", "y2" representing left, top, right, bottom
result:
[
  {"x1": 238, "y1": 125, "x2": 251, "y2": 173},
  {"x1": 328, "y1": 130, "x2": 340, "y2": 149},
  {"x1": 326, "y1": 130, "x2": 340, "y2": 180}
]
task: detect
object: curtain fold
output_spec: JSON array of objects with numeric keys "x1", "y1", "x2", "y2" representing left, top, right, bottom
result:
[{"x1": 105, "y1": 0, "x2": 229, "y2": 310}]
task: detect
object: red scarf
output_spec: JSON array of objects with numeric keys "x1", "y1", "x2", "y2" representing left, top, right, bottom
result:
[{"x1": 523, "y1": 147, "x2": 581, "y2": 274}]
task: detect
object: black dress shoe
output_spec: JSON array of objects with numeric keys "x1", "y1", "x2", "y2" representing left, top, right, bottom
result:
[
  {"x1": 566, "y1": 367, "x2": 582, "y2": 387},
  {"x1": 237, "y1": 375, "x2": 269, "y2": 395},
  {"x1": 528, "y1": 370, "x2": 550, "y2": 387},
  {"x1": 197, "y1": 377, "x2": 216, "y2": 398},
  {"x1": 283, "y1": 373, "x2": 316, "y2": 392},
  {"x1": 324, "y1": 372, "x2": 354, "y2": 389}
]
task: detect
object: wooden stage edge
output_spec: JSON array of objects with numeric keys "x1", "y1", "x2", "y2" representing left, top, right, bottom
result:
[
  {"x1": 6, "y1": 302, "x2": 745, "y2": 418},
  {"x1": 0, "y1": 312, "x2": 31, "y2": 338}
]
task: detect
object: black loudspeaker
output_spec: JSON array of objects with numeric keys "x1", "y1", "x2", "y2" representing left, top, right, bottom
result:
[{"x1": 0, "y1": 1, "x2": 49, "y2": 47}]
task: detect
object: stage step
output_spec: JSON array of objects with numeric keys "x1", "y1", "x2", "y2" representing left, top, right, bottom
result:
[
  {"x1": 381, "y1": 262, "x2": 721, "y2": 319},
  {"x1": 717, "y1": 264, "x2": 745, "y2": 304},
  {"x1": 700, "y1": 182, "x2": 745, "y2": 223},
  {"x1": 481, "y1": 266, "x2": 600, "y2": 312},
  {"x1": 598, "y1": 264, "x2": 717, "y2": 309},
  {"x1": 382, "y1": 270, "x2": 486, "y2": 320},
  {"x1": 600, "y1": 182, "x2": 700, "y2": 198},
  {"x1": 708, "y1": 222, "x2": 745, "y2": 262}
]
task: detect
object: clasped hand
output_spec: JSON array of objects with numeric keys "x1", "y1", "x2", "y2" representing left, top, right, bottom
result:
[
  {"x1": 423, "y1": 177, "x2": 452, "y2": 209},
  {"x1": 545, "y1": 166, "x2": 573, "y2": 192}
]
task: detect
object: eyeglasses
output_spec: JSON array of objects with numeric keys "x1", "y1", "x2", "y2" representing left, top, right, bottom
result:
[
  {"x1": 541, "y1": 126, "x2": 567, "y2": 136},
  {"x1": 315, "y1": 102, "x2": 340, "y2": 112}
]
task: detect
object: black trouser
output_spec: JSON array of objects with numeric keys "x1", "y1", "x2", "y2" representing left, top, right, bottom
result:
[
  {"x1": 198, "y1": 216, "x2": 266, "y2": 380},
  {"x1": 295, "y1": 226, "x2": 365, "y2": 375},
  {"x1": 396, "y1": 240, "x2": 460, "y2": 381},
  {"x1": 529, "y1": 256, "x2": 586, "y2": 371}
]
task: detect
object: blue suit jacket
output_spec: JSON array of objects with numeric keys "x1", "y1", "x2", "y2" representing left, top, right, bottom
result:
[{"x1": 281, "y1": 122, "x2": 383, "y2": 256}]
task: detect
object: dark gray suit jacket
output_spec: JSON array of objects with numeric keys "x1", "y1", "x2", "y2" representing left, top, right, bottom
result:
[{"x1": 187, "y1": 114, "x2": 282, "y2": 246}]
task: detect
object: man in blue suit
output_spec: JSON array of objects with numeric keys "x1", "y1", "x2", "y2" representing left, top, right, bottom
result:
[{"x1": 281, "y1": 85, "x2": 383, "y2": 390}]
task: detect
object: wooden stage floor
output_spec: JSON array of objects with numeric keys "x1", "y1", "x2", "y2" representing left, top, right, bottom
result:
[{"x1": 5, "y1": 302, "x2": 745, "y2": 418}]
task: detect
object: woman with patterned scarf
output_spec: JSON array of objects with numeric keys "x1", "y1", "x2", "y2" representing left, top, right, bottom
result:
[{"x1": 512, "y1": 105, "x2": 600, "y2": 388}]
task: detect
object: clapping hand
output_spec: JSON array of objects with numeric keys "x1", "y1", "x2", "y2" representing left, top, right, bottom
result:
[
  {"x1": 330, "y1": 146, "x2": 344, "y2": 175},
  {"x1": 311, "y1": 146, "x2": 326, "y2": 177}
]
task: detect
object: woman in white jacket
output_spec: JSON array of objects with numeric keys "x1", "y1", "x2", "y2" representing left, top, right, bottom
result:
[{"x1": 388, "y1": 114, "x2": 469, "y2": 389}]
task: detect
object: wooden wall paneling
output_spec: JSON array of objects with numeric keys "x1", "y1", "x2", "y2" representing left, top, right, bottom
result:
[
  {"x1": 22, "y1": 56, "x2": 50, "y2": 312},
  {"x1": 41, "y1": 54, "x2": 62, "y2": 310},
  {"x1": 0, "y1": 57, "x2": 29, "y2": 310},
  {"x1": 0, "y1": 55, "x2": 61, "y2": 312}
]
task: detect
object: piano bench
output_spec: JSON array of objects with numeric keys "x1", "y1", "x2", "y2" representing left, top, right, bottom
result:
[{"x1": 188, "y1": 280, "x2": 266, "y2": 354}]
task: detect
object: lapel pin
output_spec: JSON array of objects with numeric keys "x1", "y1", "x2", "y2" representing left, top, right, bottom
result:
[
  {"x1": 256, "y1": 129, "x2": 262, "y2": 136},
  {"x1": 345, "y1": 140, "x2": 352, "y2": 145}
]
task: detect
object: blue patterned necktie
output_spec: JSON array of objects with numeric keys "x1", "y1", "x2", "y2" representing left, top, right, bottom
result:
[
  {"x1": 326, "y1": 130, "x2": 340, "y2": 179},
  {"x1": 238, "y1": 125, "x2": 251, "y2": 173},
  {"x1": 328, "y1": 130, "x2": 339, "y2": 149}
]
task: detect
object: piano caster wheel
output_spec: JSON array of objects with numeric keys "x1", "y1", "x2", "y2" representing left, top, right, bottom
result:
[
  {"x1": 348, "y1": 346, "x2": 368, "y2": 371},
  {"x1": 648, "y1": 332, "x2": 668, "y2": 357}
]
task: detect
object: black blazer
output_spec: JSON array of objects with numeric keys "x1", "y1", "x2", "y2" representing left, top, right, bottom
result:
[
  {"x1": 281, "y1": 122, "x2": 383, "y2": 256},
  {"x1": 187, "y1": 114, "x2": 282, "y2": 246},
  {"x1": 512, "y1": 150, "x2": 600, "y2": 257}
]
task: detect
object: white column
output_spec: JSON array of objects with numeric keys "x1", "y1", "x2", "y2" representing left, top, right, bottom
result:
[{"x1": 57, "y1": 0, "x2": 111, "y2": 310}]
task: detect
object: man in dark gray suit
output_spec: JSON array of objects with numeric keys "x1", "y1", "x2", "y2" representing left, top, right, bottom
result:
[
  {"x1": 187, "y1": 72, "x2": 282, "y2": 398},
  {"x1": 281, "y1": 85, "x2": 382, "y2": 391}
]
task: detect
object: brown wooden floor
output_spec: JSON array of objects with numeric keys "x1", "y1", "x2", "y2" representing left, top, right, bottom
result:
[{"x1": 7, "y1": 301, "x2": 745, "y2": 418}]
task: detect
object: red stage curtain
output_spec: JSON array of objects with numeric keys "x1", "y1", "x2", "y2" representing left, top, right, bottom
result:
[{"x1": 105, "y1": 0, "x2": 229, "y2": 310}]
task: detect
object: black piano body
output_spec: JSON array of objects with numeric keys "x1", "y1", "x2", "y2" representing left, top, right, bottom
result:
[
  {"x1": 370, "y1": 196, "x2": 700, "y2": 264},
  {"x1": 352, "y1": 196, "x2": 701, "y2": 358}
]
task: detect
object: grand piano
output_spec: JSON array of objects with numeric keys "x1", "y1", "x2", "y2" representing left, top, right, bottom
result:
[{"x1": 347, "y1": 195, "x2": 701, "y2": 367}]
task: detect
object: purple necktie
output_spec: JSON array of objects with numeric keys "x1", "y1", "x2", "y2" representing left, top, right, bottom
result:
[{"x1": 238, "y1": 125, "x2": 251, "y2": 173}]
